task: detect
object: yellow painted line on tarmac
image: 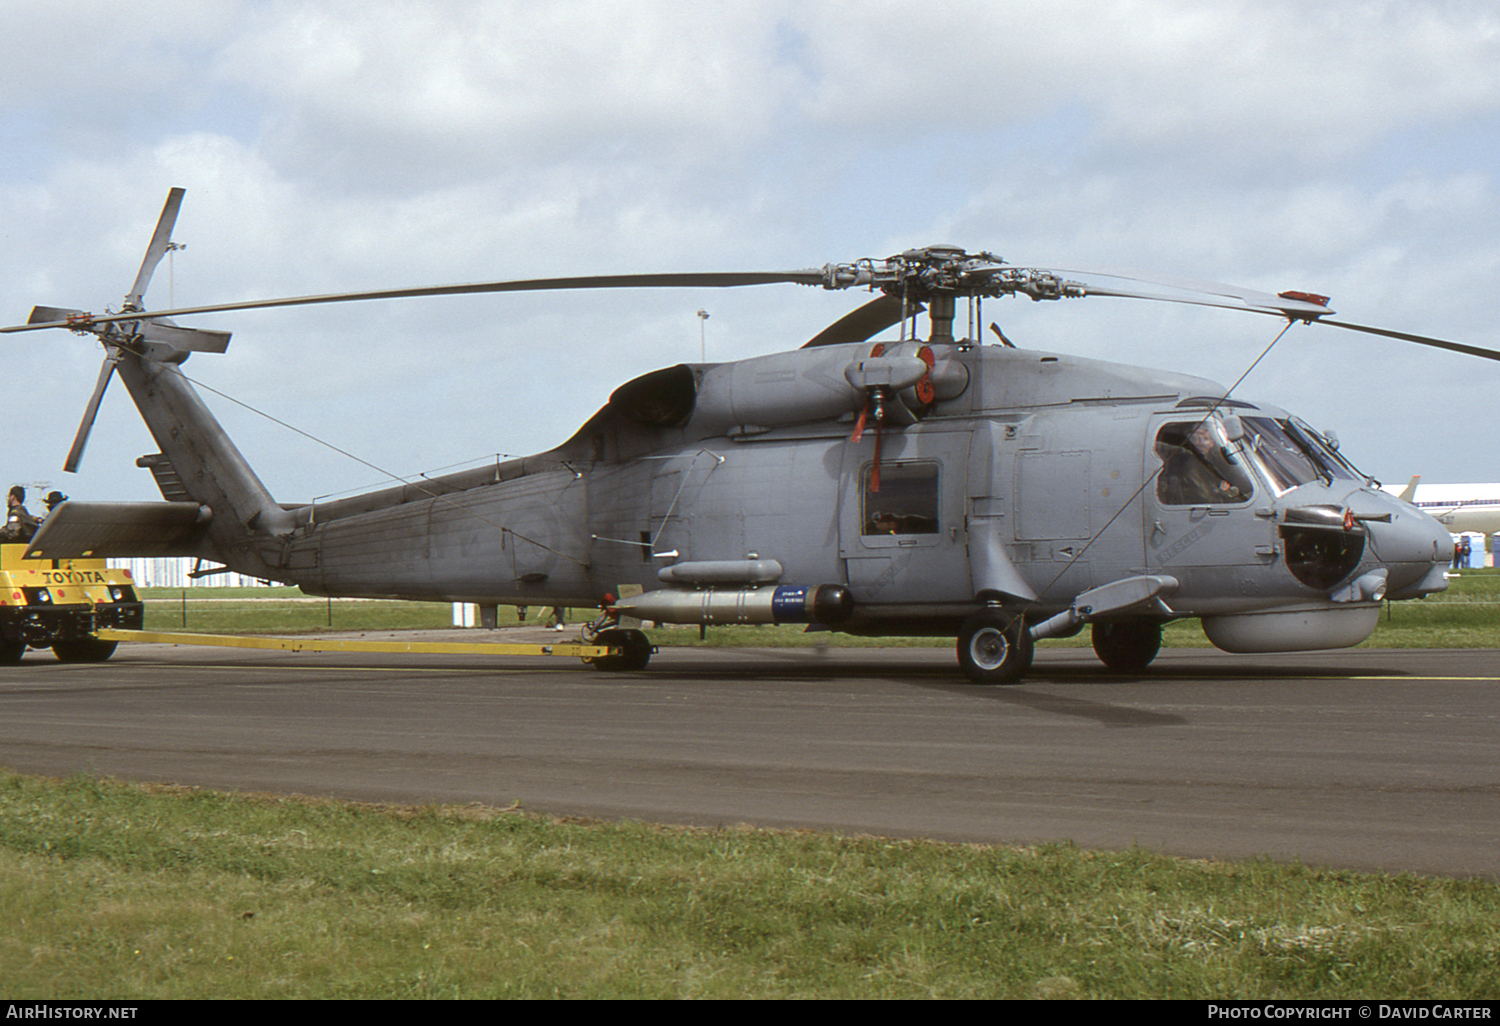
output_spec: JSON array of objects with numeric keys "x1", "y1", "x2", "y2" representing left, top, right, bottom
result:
[
  {"x1": 1340, "y1": 675, "x2": 1500, "y2": 681},
  {"x1": 113, "y1": 660, "x2": 579, "y2": 677},
  {"x1": 97, "y1": 628, "x2": 613, "y2": 660},
  {"x1": 1170, "y1": 673, "x2": 1500, "y2": 683}
]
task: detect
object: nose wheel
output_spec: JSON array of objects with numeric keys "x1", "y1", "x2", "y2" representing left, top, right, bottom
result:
[
  {"x1": 956, "y1": 610, "x2": 1032, "y2": 684},
  {"x1": 1090, "y1": 620, "x2": 1163, "y2": 672}
]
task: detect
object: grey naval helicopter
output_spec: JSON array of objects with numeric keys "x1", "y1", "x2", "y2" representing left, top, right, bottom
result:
[{"x1": 6, "y1": 188, "x2": 1490, "y2": 683}]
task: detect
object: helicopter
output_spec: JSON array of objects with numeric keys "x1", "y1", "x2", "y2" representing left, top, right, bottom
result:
[{"x1": 5, "y1": 188, "x2": 1491, "y2": 683}]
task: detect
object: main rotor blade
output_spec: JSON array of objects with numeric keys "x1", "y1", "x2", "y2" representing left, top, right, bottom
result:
[
  {"x1": 1036, "y1": 266, "x2": 1500, "y2": 356},
  {"x1": 803, "y1": 294, "x2": 911, "y2": 348},
  {"x1": 126, "y1": 187, "x2": 185, "y2": 310},
  {"x1": 1047, "y1": 265, "x2": 1334, "y2": 318},
  {"x1": 1044, "y1": 264, "x2": 1326, "y2": 312},
  {"x1": 64, "y1": 358, "x2": 116, "y2": 473},
  {"x1": 1075, "y1": 282, "x2": 1320, "y2": 318},
  {"x1": 1316, "y1": 319, "x2": 1500, "y2": 362},
  {"x1": 2, "y1": 269, "x2": 826, "y2": 335}
]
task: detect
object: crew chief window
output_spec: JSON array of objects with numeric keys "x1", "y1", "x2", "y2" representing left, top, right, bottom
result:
[{"x1": 863, "y1": 462, "x2": 939, "y2": 535}]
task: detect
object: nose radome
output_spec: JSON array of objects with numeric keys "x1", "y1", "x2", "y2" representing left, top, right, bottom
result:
[{"x1": 1355, "y1": 493, "x2": 1451, "y2": 597}]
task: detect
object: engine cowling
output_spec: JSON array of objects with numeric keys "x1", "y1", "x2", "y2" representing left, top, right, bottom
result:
[{"x1": 690, "y1": 343, "x2": 968, "y2": 436}]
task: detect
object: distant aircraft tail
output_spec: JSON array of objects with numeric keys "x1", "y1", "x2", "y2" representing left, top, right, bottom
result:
[{"x1": 1397, "y1": 475, "x2": 1420, "y2": 503}]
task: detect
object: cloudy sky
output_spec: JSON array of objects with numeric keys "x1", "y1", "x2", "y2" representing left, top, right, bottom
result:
[{"x1": 3, "y1": 0, "x2": 1498, "y2": 507}]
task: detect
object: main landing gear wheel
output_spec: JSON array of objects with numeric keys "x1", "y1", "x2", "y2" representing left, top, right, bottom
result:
[
  {"x1": 588, "y1": 628, "x2": 653, "y2": 672},
  {"x1": 51, "y1": 638, "x2": 118, "y2": 664},
  {"x1": 956, "y1": 610, "x2": 1033, "y2": 685},
  {"x1": 1090, "y1": 620, "x2": 1163, "y2": 672}
]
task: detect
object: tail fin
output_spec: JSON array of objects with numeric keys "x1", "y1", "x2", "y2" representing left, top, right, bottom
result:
[
  {"x1": 111, "y1": 348, "x2": 296, "y2": 576},
  {"x1": 1398, "y1": 475, "x2": 1420, "y2": 503},
  {"x1": 15, "y1": 189, "x2": 297, "y2": 578}
]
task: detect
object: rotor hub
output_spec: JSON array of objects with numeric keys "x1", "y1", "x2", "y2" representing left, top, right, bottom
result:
[{"x1": 817, "y1": 245, "x2": 1087, "y2": 306}]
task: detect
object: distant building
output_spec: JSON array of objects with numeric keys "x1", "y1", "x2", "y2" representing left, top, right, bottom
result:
[
  {"x1": 107, "y1": 556, "x2": 274, "y2": 588},
  {"x1": 108, "y1": 557, "x2": 482, "y2": 627}
]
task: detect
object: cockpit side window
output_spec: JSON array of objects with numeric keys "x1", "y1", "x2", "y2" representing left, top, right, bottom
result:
[{"x1": 1155, "y1": 421, "x2": 1254, "y2": 505}]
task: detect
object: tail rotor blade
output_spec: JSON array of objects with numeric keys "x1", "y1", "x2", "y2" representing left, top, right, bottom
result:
[
  {"x1": 125, "y1": 187, "x2": 185, "y2": 309},
  {"x1": 64, "y1": 358, "x2": 116, "y2": 473}
]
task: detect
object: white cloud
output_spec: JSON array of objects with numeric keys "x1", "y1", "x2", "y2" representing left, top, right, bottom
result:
[
  {"x1": 209, "y1": 0, "x2": 804, "y2": 193},
  {"x1": 3, "y1": 0, "x2": 1499, "y2": 505}
]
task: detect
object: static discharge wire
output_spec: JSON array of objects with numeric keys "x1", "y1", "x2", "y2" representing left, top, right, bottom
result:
[{"x1": 179, "y1": 369, "x2": 590, "y2": 568}]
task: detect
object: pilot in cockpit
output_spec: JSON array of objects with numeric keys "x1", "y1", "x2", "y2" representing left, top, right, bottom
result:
[{"x1": 1157, "y1": 423, "x2": 1251, "y2": 506}]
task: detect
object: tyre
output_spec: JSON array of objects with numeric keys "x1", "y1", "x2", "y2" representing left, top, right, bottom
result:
[
  {"x1": 589, "y1": 628, "x2": 653, "y2": 672},
  {"x1": 51, "y1": 638, "x2": 119, "y2": 664},
  {"x1": 1090, "y1": 620, "x2": 1163, "y2": 672},
  {"x1": 956, "y1": 610, "x2": 1032, "y2": 685},
  {"x1": 1, "y1": 641, "x2": 24, "y2": 666}
]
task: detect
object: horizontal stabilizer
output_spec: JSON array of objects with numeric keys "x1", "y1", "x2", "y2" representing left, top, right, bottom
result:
[
  {"x1": 24, "y1": 500, "x2": 212, "y2": 560},
  {"x1": 28, "y1": 305, "x2": 88, "y2": 326},
  {"x1": 134, "y1": 318, "x2": 232, "y2": 353},
  {"x1": 25, "y1": 306, "x2": 231, "y2": 353}
]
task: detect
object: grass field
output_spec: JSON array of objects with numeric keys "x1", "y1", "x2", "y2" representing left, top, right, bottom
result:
[{"x1": 2, "y1": 773, "x2": 1497, "y2": 1000}]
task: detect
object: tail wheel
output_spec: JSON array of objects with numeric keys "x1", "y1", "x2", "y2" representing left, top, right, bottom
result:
[
  {"x1": 589, "y1": 628, "x2": 653, "y2": 672},
  {"x1": 956, "y1": 610, "x2": 1032, "y2": 685},
  {"x1": 1091, "y1": 620, "x2": 1163, "y2": 672},
  {"x1": 51, "y1": 638, "x2": 118, "y2": 664}
]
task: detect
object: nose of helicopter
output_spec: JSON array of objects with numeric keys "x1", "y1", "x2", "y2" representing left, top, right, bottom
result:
[{"x1": 1350, "y1": 488, "x2": 1452, "y2": 599}]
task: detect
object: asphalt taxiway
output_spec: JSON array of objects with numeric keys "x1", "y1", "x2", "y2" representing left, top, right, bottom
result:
[{"x1": 2, "y1": 637, "x2": 1496, "y2": 877}]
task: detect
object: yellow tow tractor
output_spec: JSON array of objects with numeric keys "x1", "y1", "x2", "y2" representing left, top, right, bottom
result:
[{"x1": 0, "y1": 543, "x2": 143, "y2": 664}]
